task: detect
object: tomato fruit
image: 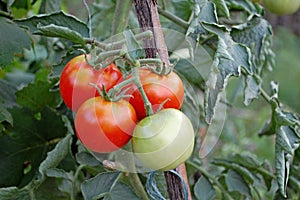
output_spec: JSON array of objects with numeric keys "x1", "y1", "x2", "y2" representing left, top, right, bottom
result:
[
  {"x1": 263, "y1": 0, "x2": 300, "y2": 15},
  {"x1": 132, "y1": 108, "x2": 194, "y2": 171},
  {"x1": 75, "y1": 96, "x2": 137, "y2": 153},
  {"x1": 59, "y1": 54, "x2": 123, "y2": 111},
  {"x1": 126, "y1": 68, "x2": 184, "y2": 120}
]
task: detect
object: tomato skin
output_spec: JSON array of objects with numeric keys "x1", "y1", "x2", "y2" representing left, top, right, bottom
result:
[
  {"x1": 263, "y1": 0, "x2": 300, "y2": 15},
  {"x1": 126, "y1": 68, "x2": 184, "y2": 120},
  {"x1": 132, "y1": 108, "x2": 194, "y2": 171},
  {"x1": 75, "y1": 96, "x2": 137, "y2": 153},
  {"x1": 59, "y1": 55, "x2": 123, "y2": 111}
]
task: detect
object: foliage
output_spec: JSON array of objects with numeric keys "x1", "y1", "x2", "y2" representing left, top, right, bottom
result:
[{"x1": 0, "y1": 0, "x2": 299, "y2": 199}]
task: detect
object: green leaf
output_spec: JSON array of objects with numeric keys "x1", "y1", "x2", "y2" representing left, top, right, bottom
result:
[
  {"x1": 212, "y1": 0, "x2": 230, "y2": 18},
  {"x1": 261, "y1": 88, "x2": 300, "y2": 197},
  {"x1": 226, "y1": 0, "x2": 263, "y2": 14},
  {"x1": 123, "y1": 29, "x2": 145, "y2": 61},
  {"x1": 0, "y1": 187, "x2": 31, "y2": 200},
  {"x1": 194, "y1": 176, "x2": 216, "y2": 200},
  {"x1": 91, "y1": 1, "x2": 115, "y2": 39},
  {"x1": 103, "y1": 182, "x2": 140, "y2": 200},
  {"x1": 38, "y1": 134, "x2": 72, "y2": 182},
  {"x1": 212, "y1": 159, "x2": 255, "y2": 185},
  {"x1": 10, "y1": 0, "x2": 30, "y2": 9},
  {"x1": 275, "y1": 125, "x2": 300, "y2": 198},
  {"x1": 37, "y1": 23, "x2": 85, "y2": 45},
  {"x1": 76, "y1": 151, "x2": 102, "y2": 167},
  {"x1": 34, "y1": 178, "x2": 69, "y2": 200},
  {"x1": 0, "y1": 107, "x2": 67, "y2": 187},
  {"x1": 15, "y1": 11, "x2": 89, "y2": 37},
  {"x1": 0, "y1": 79, "x2": 17, "y2": 126},
  {"x1": 0, "y1": 17, "x2": 31, "y2": 67},
  {"x1": 202, "y1": 22, "x2": 252, "y2": 123},
  {"x1": 243, "y1": 75, "x2": 261, "y2": 106},
  {"x1": 225, "y1": 169, "x2": 251, "y2": 198},
  {"x1": 187, "y1": 1, "x2": 217, "y2": 41},
  {"x1": 45, "y1": 168, "x2": 70, "y2": 180},
  {"x1": 81, "y1": 171, "x2": 121, "y2": 200},
  {"x1": 39, "y1": 0, "x2": 62, "y2": 14},
  {"x1": 16, "y1": 80, "x2": 59, "y2": 113},
  {"x1": 171, "y1": 0, "x2": 193, "y2": 21}
]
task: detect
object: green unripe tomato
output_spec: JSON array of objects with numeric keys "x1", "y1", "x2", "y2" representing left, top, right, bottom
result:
[
  {"x1": 132, "y1": 108, "x2": 195, "y2": 171},
  {"x1": 263, "y1": 0, "x2": 300, "y2": 15}
]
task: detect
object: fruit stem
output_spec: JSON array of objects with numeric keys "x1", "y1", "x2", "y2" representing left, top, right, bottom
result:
[{"x1": 132, "y1": 67, "x2": 154, "y2": 116}]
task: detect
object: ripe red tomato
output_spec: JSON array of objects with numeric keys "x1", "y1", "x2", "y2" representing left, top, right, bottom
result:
[
  {"x1": 125, "y1": 68, "x2": 184, "y2": 120},
  {"x1": 132, "y1": 108, "x2": 194, "y2": 171},
  {"x1": 74, "y1": 96, "x2": 137, "y2": 153},
  {"x1": 59, "y1": 54, "x2": 123, "y2": 111}
]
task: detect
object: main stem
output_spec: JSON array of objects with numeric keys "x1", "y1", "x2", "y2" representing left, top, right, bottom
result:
[{"x1": 133, "y1": 1, "x2": 192, "y2": 199}]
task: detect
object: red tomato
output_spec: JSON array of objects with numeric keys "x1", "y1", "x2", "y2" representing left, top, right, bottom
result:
[
  {"x1": 59, "y1": 54, "x2": 123, "y2": 111},
  {"x1": 74, "y1": 96, "x2": 137, "y2": 153},
  {"x1": 125, "y1": 68, "x2": 184, "y2": 120}
]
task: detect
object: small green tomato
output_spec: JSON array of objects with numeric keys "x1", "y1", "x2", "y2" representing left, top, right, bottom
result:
[
  {"x1": 132, "y1": 108, "x2": 195, "y2": 171},
  {"x1": 263, "y1": 0, "x2": 300, "y2": 15}
]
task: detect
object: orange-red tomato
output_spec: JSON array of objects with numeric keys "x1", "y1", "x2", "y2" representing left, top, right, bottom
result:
[
  {"x1": 59, "y1": 55, "x2": 122, "y2": 111},
  {"x1": 74, "y1": 96, "x2": 137, "y2": 153},
  {"x1": 125, "y1": 68, "x2": 184, "y2": 120}
]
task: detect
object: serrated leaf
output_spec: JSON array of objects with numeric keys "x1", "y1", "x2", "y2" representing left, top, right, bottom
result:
[
  {"x1": 202, "y1": 22, "x2": 252, "y2": 123},
  {"x1": 16, "y1": 80, "x2": 59, "y2": 113},
  {"x1": 0, "y1": 107, "x2": 67, "y2": 187},
  {"x1": 212, "y1": 159, "x2": 255, "y2": 185},
  {"x1": 81, "y1": 171, "x2": 121, "y2": 200},
  {"x1": 39, "y1": 0, "x2": 62, "y2": 14},
  {"x1": 225, "y1": 169, "x2": 251, "y2": 198},
  {"x1": 15, "y1": 11, "x2": 89, "y2": 37},
  {"x1": 187, "y1": 1, "x2": 217, "y2": 40},
  {"x1": 0, "y1": 79, "x2": 16, "y2": 127},
  {"x1": 171, "y1": 0, "x2": 193, "y2": 21},
  {"x1": 212, "y1": 0, "x2": 230, "y2": 18},
  {"x1": 275, "y1": 126, "x2": 300, "y2": 197},
  {"x1": 231, "y1": 17, "x2": 275, "y2": 98},
  {"x1": 226, "y1": 0, "x2": 263, "y2": 14},
  {"x1": 244, "y1": 75, "x2": 261, "y2": 106},
  {"x1": 76, "y1": 151, "x2": 101, "y2": 167},
  {"x1": 0, "y1": 187, "x2": 31, "y2": 200},
  {"x1": 37, "y1": 23, "x2": 85, "y2": 44},
  {"x1": 103, "y1": 182, "x2": 140, "y2": 200},
  {"x1": 45, "y1": 168, "x2": 70, "y2": 180},
  {"x1": 39, "y1": 134, "x2": 72, "y2": 182},
  {"x1": 194, "y1": 176, "x2": 216, "y2": 200},
  {"x1": 264, "y1": 91, "x2": 300, "y2": 197},
  {"x1": 0, "y1": 17, "x2": 31, "y2": 67}
]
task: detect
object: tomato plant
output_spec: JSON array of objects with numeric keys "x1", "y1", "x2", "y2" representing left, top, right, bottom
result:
[
  {"x1": 263, "y1": 0, "x2": 300, "y2": 15},
  {"x1": 125, "y1": 68, "x2": 184, "y2": 120},
  {"x1": 59, "y1": 54, "x2": 123, "y2": 111},
  {"x1": 132, "y1": 108, "x2": 194, "y2": 171},
  {"x1": 74, "y1": 96, "x2": 137, "y2": 153}
]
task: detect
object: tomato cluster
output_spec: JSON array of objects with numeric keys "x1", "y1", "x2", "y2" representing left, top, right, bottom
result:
[{"x1": 59, "y1": 54, "x2": 194, "y2": 171}]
